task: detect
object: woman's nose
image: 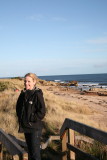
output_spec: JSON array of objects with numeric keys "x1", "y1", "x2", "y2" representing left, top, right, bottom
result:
[{"x1": 25, "y1": 81, "x2": 28, "y2": 85}]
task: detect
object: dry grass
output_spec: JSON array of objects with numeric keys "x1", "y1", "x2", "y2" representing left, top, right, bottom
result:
[
  {"x1": 0, "y1": 79, "x2": 23, "y2": 138},
  {"x1": 43, "y1": 89, "x2": 107, "y2": 134},
  {"x1": 0, "y1": 78, "x2": 107, "y2": 159},
  {"x1": 0, "y1": 78, "x2": 107, "y2": 139}
]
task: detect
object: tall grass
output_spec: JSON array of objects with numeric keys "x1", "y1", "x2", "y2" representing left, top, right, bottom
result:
[
  {"x1": 43, "y1": 89, "x2": 107, "y2": 134},
  {"x1": 0, "y1": 78, "x2": 106, "y2": 135},
  {"x1": 75, "y1": 140, "x2": 107, "y2": 160},
  {"x1": 0, "y1": 79, "x2": 107, "y2": 159}
]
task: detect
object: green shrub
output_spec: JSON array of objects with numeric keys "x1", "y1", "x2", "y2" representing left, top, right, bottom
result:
[
  {"x1": 11, "y1": 77, "x2": 23, "y2": 80},
  {"x1": 0, "y1": 82, "x2": 9, "y2": 91}
]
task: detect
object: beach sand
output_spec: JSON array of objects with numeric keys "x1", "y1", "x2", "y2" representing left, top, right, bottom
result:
[{"x1": 39, "y1": 84, "x2": 107, "y2": 132}]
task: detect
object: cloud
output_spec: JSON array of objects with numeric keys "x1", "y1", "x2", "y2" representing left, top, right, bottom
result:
[
  {"x1": 52, "y1": 17, "x2": 67, "y2": 22},
  {"x1": 82, "y1": 49, "x2": 107, "y2": 53},
  {"x1": 87, "y1": 37, "x2": 107, "y2": 44},
  {"x1": 94, "y1": 62, "x2": 107, "y2": 68},
  {"x1": 27, "y1": 14, "x2": 44, "y2": 21},
  {"x1": 26, "y1": 14, "x2": 67, "y2": 22}
]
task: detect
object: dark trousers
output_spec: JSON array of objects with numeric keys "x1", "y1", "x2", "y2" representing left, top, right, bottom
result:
[{"x1": 24, "y1": 130, "x2": 42, "y2": 160}]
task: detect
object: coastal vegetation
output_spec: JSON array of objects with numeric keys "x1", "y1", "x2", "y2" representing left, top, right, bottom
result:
[{"x1": 0, "y1": 78, "x2": 107, "y2": 159}]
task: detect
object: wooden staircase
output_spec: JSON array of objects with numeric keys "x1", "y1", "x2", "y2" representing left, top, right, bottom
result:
[{"x1": 0, "y1": 118, "x2": 107, "y2": 160}]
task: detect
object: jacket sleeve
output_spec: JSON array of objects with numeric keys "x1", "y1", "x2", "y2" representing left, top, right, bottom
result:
[
  {"x1": 16, "y1": 91, "x2": 24, "y2": 121},
  {"x1": 31, "y1": 89, "x2": 46, "y2": 121}
]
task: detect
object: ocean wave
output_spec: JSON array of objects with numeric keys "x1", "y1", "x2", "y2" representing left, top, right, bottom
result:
[
  {"x1": 54, "y1": 80, "x2": 61, "y2": 82},
  {"x1": 78, "y1": 82, "x2": 99, "y2": 87}
]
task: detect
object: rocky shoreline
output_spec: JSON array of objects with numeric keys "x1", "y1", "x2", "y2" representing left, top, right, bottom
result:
[{"x1": 38, "y1": 79, "x2": 107, "y2": 96}]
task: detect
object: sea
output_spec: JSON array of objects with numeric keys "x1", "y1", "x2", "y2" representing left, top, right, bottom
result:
[
  {"x1": 39, "y1": 73, "x2": 107, "y2": 91},
  {"x1": 1, "y1": 73, "x2": 107, "y2": 91}
]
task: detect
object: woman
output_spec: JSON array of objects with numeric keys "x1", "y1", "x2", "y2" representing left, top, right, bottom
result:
[{"x1": 16, "y1": 73, "x2": 46, "y2": 160}]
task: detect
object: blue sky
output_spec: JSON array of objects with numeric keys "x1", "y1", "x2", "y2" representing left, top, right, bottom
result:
[{"x1": 0, "y1": 0, "x2": 107, "y2": 77}]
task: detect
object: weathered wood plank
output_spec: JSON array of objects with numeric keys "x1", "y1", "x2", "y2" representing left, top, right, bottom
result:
[
  {"x1": 68, "y1": 129, "x2": 75, "y2": 160},
  {"x1": 62, "y1": 131, "x2": 67, "y2": 160},
  {"x1": 13, "y1": 153, "x2": 28, "y2": 160},
  {"x1": 8, "y1": 134, "x2": 27, "y2": 148},
  {"x1": 13, "y1": 155, "x2": 20, "y2": 160},
  {"x1": 60, "y1": 118, "x2": 107, "y2": 144},
  {"x1": 0, "y1": 142, "x2": 3, "y2": 160},
  {"x1": 67, "y1": 143, "x2": 99, "y2": 160}
]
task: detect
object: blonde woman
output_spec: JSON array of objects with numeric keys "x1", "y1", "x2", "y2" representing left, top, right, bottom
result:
[{"x1": 16, "y1": 73, "x2": 46, "y2": 160}]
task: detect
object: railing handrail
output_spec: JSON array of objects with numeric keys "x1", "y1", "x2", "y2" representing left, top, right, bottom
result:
[
  {"x1": 1, "y1": 118, "x2": 107, "y2": 160},
  {"x1": 0, "y1": 128, "x2": 26, "y2": 157},
  {"x1": 60, "y1": 118, "x2": 107, "y2": 145}
]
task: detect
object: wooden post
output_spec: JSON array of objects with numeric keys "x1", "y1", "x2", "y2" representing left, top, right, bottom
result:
[
  {"x1": 13, "y1": 155, "x2": 19, "y2": 160},
  {"x1": 68, "y1": 129, "x2": 75, "y2": 160},
  {"x1": 0, "y1": 143, "x2": 3, "y2": 160},
  {"x1": 22, "y1": 153, "x2": 28, "y2": 160},
  {"x1": 62, "y1": 130, "x2": 67, "y2": 160},
  {"x1": 13, "y1": 153, "x2": 28, "y2": 160}
]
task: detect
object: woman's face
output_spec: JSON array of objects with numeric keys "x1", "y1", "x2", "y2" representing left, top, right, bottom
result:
[{"x1": 24, "y1": 76, "x2": 36, "y2": 90}]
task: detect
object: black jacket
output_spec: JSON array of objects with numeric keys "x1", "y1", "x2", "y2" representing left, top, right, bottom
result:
[{"x1": 16, "y1": 88, "x2": 46, "y2": 132}]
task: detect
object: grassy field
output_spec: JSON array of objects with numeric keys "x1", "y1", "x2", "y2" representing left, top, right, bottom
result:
[
  {"x1": 0, "y1": 78, "x2": 96, "y2": 136},
  {"x1": 0, "y1": 78, "x2": 107, "y2": 160}
]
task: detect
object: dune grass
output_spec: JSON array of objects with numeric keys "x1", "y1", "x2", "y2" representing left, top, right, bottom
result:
[
  {"x1": 0, "y1": 78, "x2": 106, "y2": 135},
  {"x1": 0, "y1": 78, "x2": 107, "y2": 159}
]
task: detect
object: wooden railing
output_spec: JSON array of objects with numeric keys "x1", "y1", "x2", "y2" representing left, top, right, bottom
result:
[
  {"x1": 0, "y1": 129, "x2": 27, "y2": 160},
  {"x1": 60, "y1": 118, "x2": 107, "y2": 160},
  {"x1": 0, "y1": 118, "x2": 107, "y2": 160},
  {"x1": 0, "y1": 129, "x2": 60, "y2": 160}
]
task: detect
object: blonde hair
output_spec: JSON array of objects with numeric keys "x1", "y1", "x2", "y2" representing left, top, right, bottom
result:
[{"x1": 24, "y1": 73, "x2": 38, "y2": 83}]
